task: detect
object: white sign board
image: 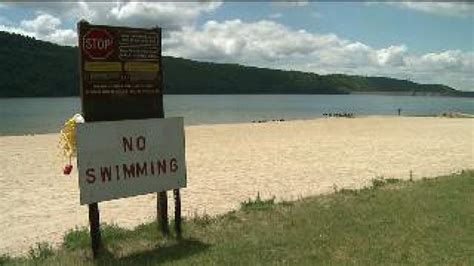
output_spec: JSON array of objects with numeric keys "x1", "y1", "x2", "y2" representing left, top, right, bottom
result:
[{"x1": 76, "y1": 117, "x2": 186, "y2": 205}]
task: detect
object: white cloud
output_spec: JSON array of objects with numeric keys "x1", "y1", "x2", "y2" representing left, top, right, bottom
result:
[
  {"x1": 388, "y1": 2, "x2": 474, "y2": 17},
  {"x1": 273, "y1": 1, "x2": 309, "y2": 8},
  {"x1": 106, "y1": 2, "x2": 221, "y2": 29},
  {"x1": 165, "y1": 20, "x2": 346, "y2": 65},
  {"x1": 1, "y1": 13, "x2": 77, "y2": 46},
  {"x1": 268, "y1": 13, "x2": 283, "y2": 19},
  {"x1": 407, "y1": 50, "x2": 473, "y2": 74},
  {"x1": 376, "y1": 45, "x2": 407, "y2": 67},
  {"x1": 164, "y1": 19, "x2": 381, "y2": 69},
  {"x1": 0, "y1": 24, "x2": 34, "y2": 38},
  {"x1": 20, "y1": 13, "x2": 61, "y2": 36},
  {"x1": 404, "y1": 50, "x2": 474, "y2": 89},
  {"x1": 163, "y1": 19, "x2": 473, "y2": 91},
  {"x1": 46, "y1": 28, "x2": 76, "y2": 46},
  {"x1": 0, "y1": 1, "x2": 222, "y2": 45},
  {"x1": 2, "y1": 1, "x2": 222, "y2": 30}
]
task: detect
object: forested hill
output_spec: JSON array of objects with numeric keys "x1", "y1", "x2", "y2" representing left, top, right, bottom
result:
[{"x1": 0, "y1": 31, "x2": 468, "y2": 97}]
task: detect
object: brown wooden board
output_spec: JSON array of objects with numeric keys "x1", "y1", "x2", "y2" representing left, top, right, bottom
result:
[{"x1": 77, "y1": 21, "x2": 163, "y2": 122}]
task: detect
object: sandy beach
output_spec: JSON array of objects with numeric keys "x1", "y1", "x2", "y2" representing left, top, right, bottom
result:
[{"x1": 0, "y1": 116, "x2": 473, "y2": 255}]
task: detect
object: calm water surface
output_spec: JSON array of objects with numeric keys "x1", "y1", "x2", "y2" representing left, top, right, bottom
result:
[{"x1": 0, "y1": 95, "x2": 473, "y2": 135}]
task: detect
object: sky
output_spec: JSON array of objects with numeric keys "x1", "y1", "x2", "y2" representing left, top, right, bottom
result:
[{"x1": 0, "y1": 1, "x2": 473, "y2": 91}]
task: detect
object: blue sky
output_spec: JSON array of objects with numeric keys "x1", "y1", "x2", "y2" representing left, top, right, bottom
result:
[
  {"x1": 0, "y1": 1, "x2": 473, "y2": 91},
  {"x1": 202, "y1": 2, "x2": 473, "y2": 53}
]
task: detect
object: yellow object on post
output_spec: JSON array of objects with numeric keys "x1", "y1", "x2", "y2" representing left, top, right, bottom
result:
[{"x1": 59, "y1": 114, "x2": 84, "y2": 159}]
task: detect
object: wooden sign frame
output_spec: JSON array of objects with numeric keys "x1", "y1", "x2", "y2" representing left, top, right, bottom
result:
[{"x1": 77, "y1": 20, "x2": 181, "y2": 259}]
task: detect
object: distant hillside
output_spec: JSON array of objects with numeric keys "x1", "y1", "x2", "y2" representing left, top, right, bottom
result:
[{"x1": 0, "y1": 31, "x2": 468, "y2": 97}]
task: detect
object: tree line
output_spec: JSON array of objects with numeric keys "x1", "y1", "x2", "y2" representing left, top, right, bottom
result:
[{"x1": 0, "y1": 31, "x2": 465, "y2": 97}]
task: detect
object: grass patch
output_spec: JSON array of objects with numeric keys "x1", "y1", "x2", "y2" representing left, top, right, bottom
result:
[
  {"x1": 0, "y1": 254, "x2": 12, "y2": 265},
  {"x1": 338, "y1": 176, "x2": 402, "y2": 195},
  {"x1": 63, "y1": 224, "x2": 131, "y2": 251},
  {"x1": 62, "y1": 227, "x2": 89, "y2": 251},
  {"x1": 27, "y1": 242, "x2": 53, "y2": 261},
  {"x1": 371, "y1": 176, "x2": 401, "y2": 188},
  {"x1": 191, "y1": 214, "x2": 213, "y2": 227},
  {"x1": 240, "y1": 193, "x2": 277, "y2": 211},
  {"x1": 4, "y1": 170, "x2": 474, "y2": 265}
]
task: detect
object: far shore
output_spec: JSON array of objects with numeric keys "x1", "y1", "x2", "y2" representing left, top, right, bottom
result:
[
  {"x1": 1, "y1": 113, "x2": 473, "y2": 137},
  {"x1": 1, "y1": 91, "x2": 474, "y2": 98},
  {"x1": 0, "y1": 116, "x2": 473, "y2": 255}
]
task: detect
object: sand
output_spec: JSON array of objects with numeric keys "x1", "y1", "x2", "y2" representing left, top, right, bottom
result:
[{"x1": 0, "y1": 116, "x2": 473, "y2": 255}]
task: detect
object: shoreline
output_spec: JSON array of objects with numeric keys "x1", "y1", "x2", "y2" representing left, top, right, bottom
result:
[
  {"x1": 1, "y1": 116, "x2": 473, "y2": 254},
  {"x1": 1, "y1": 91, "x2": 474, "y2": 98},
  {"x1": 2, "y1": 114, "x2": 471, "y2": 137}
]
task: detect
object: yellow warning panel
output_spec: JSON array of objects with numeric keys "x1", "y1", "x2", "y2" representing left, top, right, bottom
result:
[
  {"x1": 84, "y1": 62, "x2": 122, "y2": 72},
  {"x1": 124, "y1": 62, "x2": 160, "y2": 72}
]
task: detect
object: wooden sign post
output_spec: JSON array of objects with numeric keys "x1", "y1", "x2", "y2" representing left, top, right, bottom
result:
[
  {"x1": 88, "y1": 203, "x2": 101, "y2": 258},
  {"x1": 77, "y1": 20, "x2": 184, "y2": 259},
  {"x1": 174, "y1": 189, "x2": 182, "y2": 239}
]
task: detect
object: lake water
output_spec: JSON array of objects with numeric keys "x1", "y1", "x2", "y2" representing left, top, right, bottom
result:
[{"x1": 0, "y1": 95, "x2": 473, "y2": 135}]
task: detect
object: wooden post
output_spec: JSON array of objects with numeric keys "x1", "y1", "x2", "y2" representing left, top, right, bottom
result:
[
  {"x1": 173, "y1": 189, "x2": 182, "y2": 239},
  {"x1": 153, "y1": 26, "x2": 169, "y2": 237},
  {"x1": 157, "y1": 191, "x2": 169, "y2": 236},
  {"x1": 88, "y1": 203, "x2": 102, "y2": 259}
]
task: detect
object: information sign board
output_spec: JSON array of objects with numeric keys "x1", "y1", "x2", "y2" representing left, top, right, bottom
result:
[{"x1": 78, "y1": 21, "x2": 163, "y2": 121}]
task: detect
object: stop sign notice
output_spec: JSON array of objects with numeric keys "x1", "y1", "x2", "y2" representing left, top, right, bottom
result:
[
  {"x1": 78, "y1": 21, "x2": 163, "y2": 122},
  {"x1": 82, "y1": 28, "x2": 114, "y2": 60}
]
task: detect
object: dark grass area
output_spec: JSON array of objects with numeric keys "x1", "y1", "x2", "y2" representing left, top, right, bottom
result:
[{"x1": 2, "y1": 170, "x2": 473, "y2": 265}]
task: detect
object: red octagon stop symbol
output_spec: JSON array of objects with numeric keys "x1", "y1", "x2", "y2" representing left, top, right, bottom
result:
[{"x1": 82, "y1": 28, "x2": 114, "y2": 60}]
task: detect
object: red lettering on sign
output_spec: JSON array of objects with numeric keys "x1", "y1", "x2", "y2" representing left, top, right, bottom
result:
[
  {"x1": 122, "y1": 136, "x2": 146, "y2": 152},
  {"x1": 86, "y1": 168, "x2": 96, "y2": 184},
  {"x1": 123, "y1": 137, "x2": 133, "y2": 152},
  {"x1": 85, "y1": 157, "x2": 180, "y2": 185},
  {"x1": 136, "y1": 162, "x2": 147, "y2": 176},
  {"x1": 170, "y1": 158, "x2": 178, "y2": 172},
  {"x1": 82, "y1": 28, "x2": 114, "y2": 60},
  {"x1": 100, "y1": 166, "x2": 112, "y2": 182},
  {"x1": 157, "y1": 159, "x2": 167, "y2": 174},
  {"x1": 123, "y1": 163, "x2": 136, "y2": 178},
  {"x1": 137, "y1": 136, "x2": 146, "y2": 151},
  {"x1": 115, "y1": 165, "x2": 120, "y2": 180},
  {"x1": 150, "y1": 161, "x2": 155, "y2": 175}
]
